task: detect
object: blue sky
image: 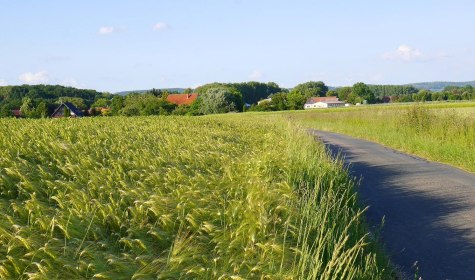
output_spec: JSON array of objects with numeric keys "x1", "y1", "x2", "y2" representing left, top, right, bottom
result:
[{"x1": 1, "y1": 0, "x2": 474, "y2": 92}]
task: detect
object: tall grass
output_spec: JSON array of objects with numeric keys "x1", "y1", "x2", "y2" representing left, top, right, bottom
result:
[
  {"x1": 0, "y1": 116, "x2": 390, "y2": 279},
  {"x1": 290, "y1": 103, "x2": 475, "y2": 172}
]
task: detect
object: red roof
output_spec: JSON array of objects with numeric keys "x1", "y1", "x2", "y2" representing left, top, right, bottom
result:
[
  {"x1": 166, "y1": 93, "x2": 198, "y2": 106},
  {"x1": 11, "y1": 109, "x2": 21, "y2": 118}
]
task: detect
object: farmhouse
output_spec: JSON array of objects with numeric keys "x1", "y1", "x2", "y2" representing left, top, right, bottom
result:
[
  {"x1": 257, "y1": 98, "x2": 272, "y2": 105},
  {"x1": 304, "y1": 96, "x2": 345, "y2": 109},
  {"x1": 11, "y1": 109, "x2": 21, "y2": 118},
  {"x1": 166, "y1": 93, "x2": 198, "y2": 106},
  {"x1": 51, "y1": 102, "x2": 84, "y2": 118}
]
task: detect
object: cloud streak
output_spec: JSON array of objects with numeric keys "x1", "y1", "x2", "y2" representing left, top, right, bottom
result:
[
  {"x1": 383, "y1": 45, "x2": 448, "y2": 62},
  {"x1": 19, "y1": 71, "x2": 49, "y2": 84},
  {"x1": 153, "y1": 22, "x2": 169, "y2": 31},
  {"x1": 0, "y1": 79, "x2": 7, "y2": 86},
  {"x1": 98, "y1": 26, "x2": 115, "y2": 35},
  {"x1": 60, "y1": 78, "x2": 79, "y2": 87},
  {"x1": 383, "y1": 45, "x2": 424, "y2": 62}
]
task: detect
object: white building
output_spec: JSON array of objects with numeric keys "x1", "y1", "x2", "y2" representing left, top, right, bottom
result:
[
  {"x1": 304, "y1": 97, "x2": 345, "y2": 109},
  {"x1": 257, "y1": 98, "x2": 272, "y2": 105}
]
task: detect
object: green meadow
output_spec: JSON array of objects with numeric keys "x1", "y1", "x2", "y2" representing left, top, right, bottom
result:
[
  {"x1": 0, "y1": 116, "x2": 391, "y2": 279},
  {"x1": 287, "y1": 102, "x2": 475, "y2": 172}
]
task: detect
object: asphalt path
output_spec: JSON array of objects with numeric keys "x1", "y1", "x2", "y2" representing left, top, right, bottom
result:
[{"x1": 312, "y1": 130, "x2": 475, "y2": 280}]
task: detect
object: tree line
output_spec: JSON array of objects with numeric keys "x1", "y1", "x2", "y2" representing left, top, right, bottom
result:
[
  {"x1": 0, "y1": 85, "x2": 111, "y2": 117},
  {"x1": 1, "y1": 82, "x2": 474, "y2": 118}
]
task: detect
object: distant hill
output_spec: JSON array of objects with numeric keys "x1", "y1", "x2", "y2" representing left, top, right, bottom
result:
[
  {"x1": 116, "y1": 81, "x2": 475, "y2": 96},
  {"x1": 115, "y1": 88, "x2": 187, "y2": 96},
  {"x1": 406, "y1": 81, "x2": 475, "y2": 92}
]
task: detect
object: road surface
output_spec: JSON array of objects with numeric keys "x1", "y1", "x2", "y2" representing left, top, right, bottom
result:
[{"x1": 312, "y1": 130, "x2": 475, "y2": 280}]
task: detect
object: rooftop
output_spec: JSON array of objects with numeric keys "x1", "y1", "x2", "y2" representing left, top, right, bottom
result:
[{"x1": 166, "y1": 93, "x2": 198, "y2": 106}]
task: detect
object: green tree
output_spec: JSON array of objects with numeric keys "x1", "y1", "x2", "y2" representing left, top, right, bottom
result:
[
  {"x1": 352, "y1": 83, "x2": 376, "y2": 104},
  {"x1": 35, "y1": 101, "x2": 49, "y2": 118},
  {"x1": 286, "y1": 81, "x2": 328, "y2": 109},
  {"x1": 199, "y1": 87, "x2": 243, "y2": 114},
  {"x1": 91, "y1": 98, "x2": 111, "y2": 108},
  {"x1": 286, "y1": 91, "x2": 307, "y2": 110},
  {"x1": 196, "y1": 82, "x2": 283, "y2": 105},
  {"x1": 59, "y1": 97, "x2": 87, "y2": 109},
  {"x1": 346, "y1": 93, "x2": 362, "y2": 105},
  {"x1": 336, "y1": 87, "x2": 352, "y2": 101},
  {"x1": 120, "y1": 105, "x2": 141, "y2": 116},
  {"x1": 398, "y1": 94, "x2": 413, "y2": 102},
  {"x1": 110, "y1": 95, "x2": 125, "y2": 115},
  {"x1": 270, "y1": 92, "x2": 288, "y2": 111},
  {"x1": 119, "y1": 94, "x2": 176, "y2": 116},
  {"x1": 141, "y1": 98, "x2": 176, "y2": 115},
  {"x1": 20, "y1": 97, "x2": 33, "y2": 117},
  {"x1": 414, "y1": 90, "x2": 431, "y2": 102},
  {"x1": 187, "y1": 98, "x2": 203, "y2": 116},
  {"x1": 0, "y1": 106, "x2": 13, "y2": 117},
  {"x1": 291, "y1": 81, "x2": 328, "y2": 98},
  {"x1": 250, "y1": 100, "x2": 274, "y2": 111}
]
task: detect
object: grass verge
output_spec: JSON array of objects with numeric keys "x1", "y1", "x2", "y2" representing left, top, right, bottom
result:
[{"x1": 285, "y1": 103, "x2": 475, "y2": 172}]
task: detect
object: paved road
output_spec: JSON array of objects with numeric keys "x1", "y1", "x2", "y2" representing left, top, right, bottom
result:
[{"x1": 312, "y1": 130, "x2": 475, "y2": 280}]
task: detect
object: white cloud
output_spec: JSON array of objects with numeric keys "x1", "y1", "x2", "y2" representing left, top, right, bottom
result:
[
  {"x1": 98, "y1": 26, "x2": 115, "y2": 35},
  {"x1": 19, "y1": 71, "x2": 49, "y2": 84},
  {"x1": 0, "y1": 79, "x2": 7, "y2": 86},
  {"x1": 383, "y1": 45, "x2": 424, "y2": 61},
  {"x1": 153, "y1": 22, "x2": 169, "y2": 31},
  {"x1": 249, "y1": 70, "x2": 264, "y2": 80},
  {"x1": 60, "y1": 78, "x2": 78, "y2": 87}
]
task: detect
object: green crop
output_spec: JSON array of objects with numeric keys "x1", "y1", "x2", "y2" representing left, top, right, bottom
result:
[{"x1": 0, "y1": 115, "x2": 390, "y2": 279}]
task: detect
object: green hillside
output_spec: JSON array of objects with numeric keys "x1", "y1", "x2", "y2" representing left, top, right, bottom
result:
[
  {"x1": 115, "y1": 88, "x2": 187, "y2": 96},
  {"x1": 406, "y1": 81, "x2": 475, "y2": 92}
]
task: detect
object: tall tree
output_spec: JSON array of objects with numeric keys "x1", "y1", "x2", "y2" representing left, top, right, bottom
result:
[
  {"x1": 352, "y1": 83, "x2": 376, "y2": 104},
  {"x1": 110, "y1": 95, "x2": 125, "y2": 115},
  {"x1": 291, "y1": 81, "x2": 328, "y2": 98},
  {"x1": 286, "y1": 91, "x2": 307, "y2": 110},
  {"x1": 336, "y1": 87, "x2": 352, "y2": 101},
  {"x1": 199, "y1": 87, "x2": 243, "y2": 114},
  {"x1": 20, "y1": 97, "x2": 33, "y2": 117},
  {"x1": 35, "y1": 101, "x2": 49, "y2": 118}
]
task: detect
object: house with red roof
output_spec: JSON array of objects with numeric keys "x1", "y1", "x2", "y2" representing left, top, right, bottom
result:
[
  {"x1": 11, "y1": 109, "x2": 21, "y2": 118},
  {"x1": 304, "y1": 96, "x2": 345, "y2": 109},
  {"x1": 166, "y1": 93, "x2": 198, "y2": 106}
]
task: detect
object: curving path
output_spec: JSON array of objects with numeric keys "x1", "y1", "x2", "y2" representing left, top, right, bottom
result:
[{"x1": 312, "y1": 130, "x2": 475, "y2": 280}]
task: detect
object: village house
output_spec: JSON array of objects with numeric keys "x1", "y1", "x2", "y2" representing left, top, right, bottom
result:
[
  {"x1": 88, "y1": 106, "x2": 110, "y2": 116},
  {"x1": 11, "y1": 109, "x2": 21, "y2": 118},
  {"x1": 257, "y1": 98, "x2": 272, "y2": 105},
  {"x1": 166, "y1": 93, "x2": 198, "y2": 106},
  {"x1": 51, "y1": 102, "x2": 84, "y2": 118},
  {"x1": 304, "y1": 96, "x2": 346, "y2": 109}
]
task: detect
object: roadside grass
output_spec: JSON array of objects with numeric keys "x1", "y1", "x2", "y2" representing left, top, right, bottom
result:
[
  {"x1": 0, "y1": 116, "x2": 391, "y2": 279},
  {"x1": 285, "y1": 102, "x2": 475, "y2": 172}
]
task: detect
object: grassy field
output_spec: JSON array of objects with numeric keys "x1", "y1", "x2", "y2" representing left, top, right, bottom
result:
[
  {"x1": 286, "y1": 102, "x2": 475, "y2": 172},
  {"x1": 0, "y1": 115, "x2": 391, "y2": 279}
]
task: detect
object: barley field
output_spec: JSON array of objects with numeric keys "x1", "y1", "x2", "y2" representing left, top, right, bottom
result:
[{"x1": 0, "y1": 116, "x2": 390, "y2": 279}]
